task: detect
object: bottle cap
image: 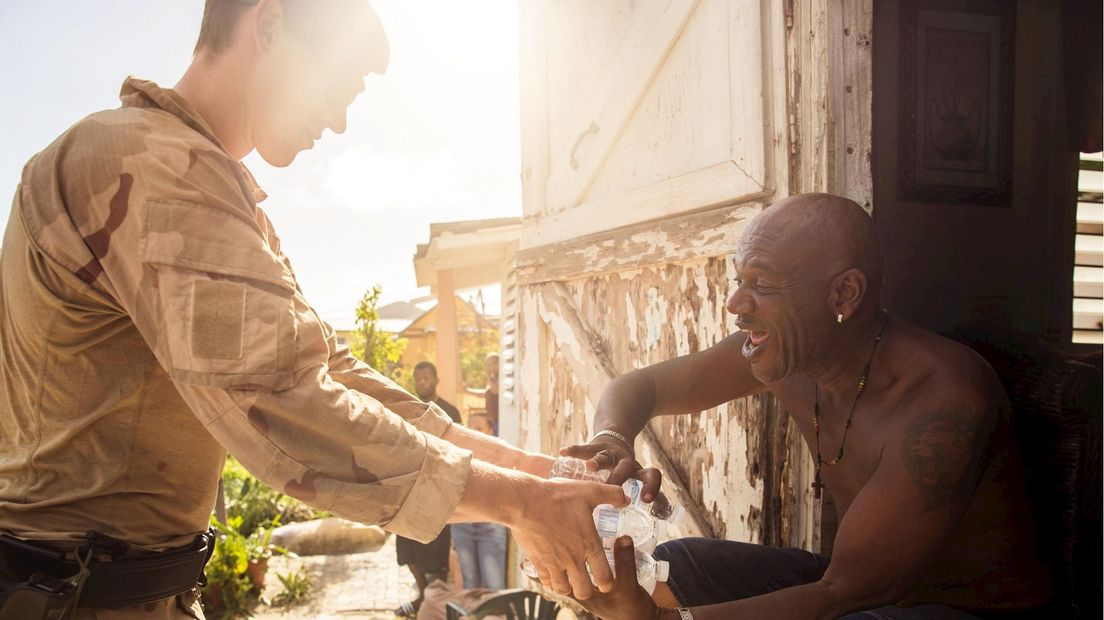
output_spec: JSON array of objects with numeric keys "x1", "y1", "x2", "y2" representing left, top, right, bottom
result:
[{"x1": 654, "y1": 559, "x2": 670, "y2": 582}]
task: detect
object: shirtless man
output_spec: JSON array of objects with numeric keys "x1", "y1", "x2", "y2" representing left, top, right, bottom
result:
[{"x1": 563, "y1": 194, "x2": 1051, "y2": 619}]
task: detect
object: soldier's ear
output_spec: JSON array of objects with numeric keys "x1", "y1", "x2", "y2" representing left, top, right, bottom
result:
[{"x1": 253, "y1": 0, "x2": 284, "y2": 52}]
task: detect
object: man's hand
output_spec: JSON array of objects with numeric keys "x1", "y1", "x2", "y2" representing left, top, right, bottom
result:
[
  {"x1": 511, "y1": 477, "x2": 629, "y2": 599},
  {"x1": 574, "y1": 536, "x2": 676, "y2": 620},
  {"x1": 559, "y1": 437, "x2": 664, "y2": 503}
]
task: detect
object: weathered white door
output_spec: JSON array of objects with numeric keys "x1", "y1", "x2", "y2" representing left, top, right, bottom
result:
[{"x1": 520, "y1": 0, "x2": 779, "y2": 247}]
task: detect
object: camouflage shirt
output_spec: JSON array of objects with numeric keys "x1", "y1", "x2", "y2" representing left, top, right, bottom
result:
[{"x1": 0, "y1": 78, "x2": 471, "y2": 548}]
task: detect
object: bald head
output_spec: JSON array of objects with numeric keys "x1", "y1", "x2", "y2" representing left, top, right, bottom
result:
[
  {"x1": 729, "y1": 194, "x2": 886, "y2": 382},
  {"x1": 744, "y1": 193, "x2": 884, "y2": 298}
]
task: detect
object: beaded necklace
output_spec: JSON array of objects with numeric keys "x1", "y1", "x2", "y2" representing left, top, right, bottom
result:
[{"x1": 811, "y1": 314, "x2": 889, "y2": 499}]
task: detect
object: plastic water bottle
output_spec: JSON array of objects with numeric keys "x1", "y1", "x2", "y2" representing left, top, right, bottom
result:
[
  {"x1": 549, "y1": 456, "x2": 607, "y2": 482},
  {"x1": 549, "y1": 457, "x2": 647, "y2": 507},
  {"x1": 519, "y1": 548, "x2": 670, "y2": 594},
  {"x1": 550, "y1": 457, "x2": 675, "y2": 552},
  {"x1": 526, "y1": 456, "x2": 678, "y2": 587},
  {"x1": 628, "y1": 548, "x2": 670, "y2": 594},
  {"x1": 660, "y1": 505, "x2": 686, "y2": 539},
  {"x1": 593, "y1": 503, "x2": 667, "y2": 554}
]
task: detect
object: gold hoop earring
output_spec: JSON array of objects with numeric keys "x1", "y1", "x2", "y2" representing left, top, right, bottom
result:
[{"x1": 837, "y1": 313, "x2": 844, "y2": 324}]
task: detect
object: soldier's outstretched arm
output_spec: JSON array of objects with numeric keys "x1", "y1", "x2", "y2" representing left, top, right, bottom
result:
[
  {"x1": 441, "y1": 423, "x2": 555, "y2": 476},
  {"x1": 317, "y1": 317, "x2": 459, "y2": 434},
  {"x1": 313, "y1": 319, "x2": 555, "y2": 477}
]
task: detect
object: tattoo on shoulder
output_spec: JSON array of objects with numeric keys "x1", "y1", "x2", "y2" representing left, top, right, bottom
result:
[{"x1": 901, "y1": 409, "x2": 986, "y2": 511}]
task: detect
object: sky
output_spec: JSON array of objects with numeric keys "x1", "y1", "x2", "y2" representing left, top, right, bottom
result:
[{"x1": 0, "y1": 0, "x2": 520, "y2": 329}]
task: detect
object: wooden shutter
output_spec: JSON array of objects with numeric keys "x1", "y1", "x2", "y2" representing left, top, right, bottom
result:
[{"x1": 1074, "y1": 152, "x2": 1104, "y2": 343}]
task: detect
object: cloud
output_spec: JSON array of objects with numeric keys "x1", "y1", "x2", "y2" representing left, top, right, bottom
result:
[{"x1": 323, "y1": 146, "x2": 473, "y2": 213}]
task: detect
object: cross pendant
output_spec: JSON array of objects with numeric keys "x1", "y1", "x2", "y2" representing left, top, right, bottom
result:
[{"x1": 812, "y1": 478, "x2": 825, "y2": 499}]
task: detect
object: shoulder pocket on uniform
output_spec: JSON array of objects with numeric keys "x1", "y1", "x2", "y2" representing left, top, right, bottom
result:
[{"x1": 140, "y1": 199, "x2": 298, "y2": 391}]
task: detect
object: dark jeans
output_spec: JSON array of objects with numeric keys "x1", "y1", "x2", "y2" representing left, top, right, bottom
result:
[{"x1": 654, "y1": 538, "x2": 982, "y2": 620}]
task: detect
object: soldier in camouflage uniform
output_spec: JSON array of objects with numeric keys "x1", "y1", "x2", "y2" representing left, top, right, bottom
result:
[{"x1": 0, "y1": 1, "x2": 624, "y2": 617}]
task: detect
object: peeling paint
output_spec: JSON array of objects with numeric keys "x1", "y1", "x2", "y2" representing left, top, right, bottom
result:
[
  {"x1": 514, "y1": 203, "x2": 762, "y2": 287},
  {"x1": 538, "y1": 305, "x2": 585, "y2": 370},
  {"x1": 517, "y1": 289, "x2": 544, "y2": 456},
  {"x1": 546, "y1": 258, "x2": 768, "y2": 542},
  {"x1": 625, "y1": 292, "x2": 639, "y2": 348},
  {"x1": 644, "y1": 286, "x2": 668, "y2": 353}
]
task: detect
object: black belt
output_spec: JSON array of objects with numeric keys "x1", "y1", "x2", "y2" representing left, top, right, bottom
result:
[{"x1": 0, "y1": 530, "x2": 214, "y2": 609}]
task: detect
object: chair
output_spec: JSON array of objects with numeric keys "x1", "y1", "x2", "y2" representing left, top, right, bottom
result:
[
  {"x1": 445, "y1": 589, "x2": 562, "y2": 620},
  {"x1": 954, "y1": 329, "x2": 1103, "y2": 619}
]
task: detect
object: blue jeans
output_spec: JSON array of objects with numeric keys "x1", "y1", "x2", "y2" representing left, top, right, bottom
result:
[
  {"x1": 654, "y1": 538, "x2": 985, "y2": 619},
  {"x1": 451, "y1": 522, "x2": 507, "y2": 590}
]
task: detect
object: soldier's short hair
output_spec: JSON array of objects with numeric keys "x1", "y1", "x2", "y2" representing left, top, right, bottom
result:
[{"x1": 194, "y1": 0, "x2": 372, "y2": 55}]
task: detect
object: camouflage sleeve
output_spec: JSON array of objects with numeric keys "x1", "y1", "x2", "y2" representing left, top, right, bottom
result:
[
  {"x1": 98, "y1": 150, "x2": 470, "y2": 542},
  {"x1": 252, "y1": 208, "x2": 456, "y2": 439},
  {"x1": 319, "y1": 320, "x2": 456, "y2": 437}
]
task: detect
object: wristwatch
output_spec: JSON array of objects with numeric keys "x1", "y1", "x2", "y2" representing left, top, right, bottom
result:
[{"x1": 676, "y1": 608, "x2": 694, "y2": 620}]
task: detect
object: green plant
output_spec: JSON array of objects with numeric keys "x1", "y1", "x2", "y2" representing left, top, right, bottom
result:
[
  {"x1": 204, "y1": 515, "x2": 290, "y2": 617},
  {"x1": 350, "y1": 284, "x2": 407, "y2": 375},
  {"x1": 221, "y1": 457, "x2": 325, "y2": 537},
  {"x1": 206, "y1": 458, "x2": 324, "y2": 617},
  {"x1": 271, "y1": 566, "x2": 312, "y2": 607},
  {"x1": 460, "y1": 327, "x2": 500, "y2": 389},
  {"x1": 459, "y1": 290, "x2": 499, "y2": 390},
  {"x1": 390, "y1": 364, "x2": 415, "y2": 394},
  {"x1": 204, "y1": 515, "x2": 262, "y2": 619}
]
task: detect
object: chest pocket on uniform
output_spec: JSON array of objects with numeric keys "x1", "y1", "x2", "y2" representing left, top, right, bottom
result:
[{"x1": 140, "y1": 199, "x2": 298, "y2": 391}]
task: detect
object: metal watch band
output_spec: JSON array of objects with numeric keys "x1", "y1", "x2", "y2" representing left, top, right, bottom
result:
[
  {"x1": 591, "y1": 429, "x2": 634, "y2": 454},
  {"x1": 677, "y1": 608, "x2": 695, "y2": 620}
]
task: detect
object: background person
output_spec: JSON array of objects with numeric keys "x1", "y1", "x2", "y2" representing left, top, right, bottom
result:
[
  {"x1": 483, "y1": 353, "x2": 499, "y2": 434},
  {"x1": 393, "y1": 361, "x2": 463, "y2": 617}
]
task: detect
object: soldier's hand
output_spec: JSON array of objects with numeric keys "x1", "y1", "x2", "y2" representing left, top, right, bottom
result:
[{"x1": 511, "y1": 477, "x2": 628, "y2": 599}]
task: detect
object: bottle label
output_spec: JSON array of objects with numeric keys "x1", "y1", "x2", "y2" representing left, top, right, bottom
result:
[
  {"x1": 623, "y1": 478, "x2": 644, "y2": 505},
  {"x1": 594, "y1": 505, "x2": 621, "y2": 538}
]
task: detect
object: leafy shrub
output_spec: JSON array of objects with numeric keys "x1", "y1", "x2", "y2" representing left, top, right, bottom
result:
[
  {"x1": 204, "y1": 515, "x2": 274, "y2": 618},
  {"x1": 204, "y1": 458, "x2": 318, "y2": 618},
  {"x1": 220, "y1": 457, "x2": 325, "y2": 538},
  {"x1": 271, "y1": 567, "x2": 311, "y2": 607}
]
